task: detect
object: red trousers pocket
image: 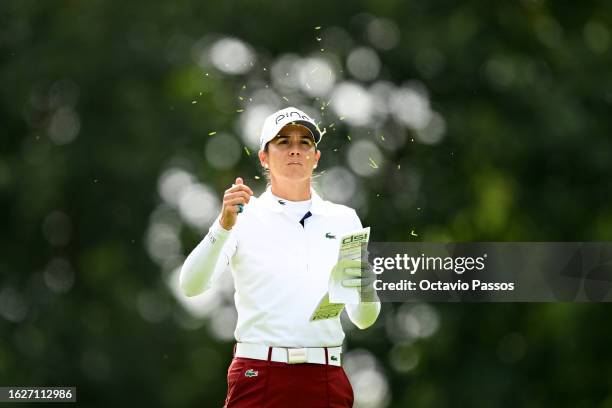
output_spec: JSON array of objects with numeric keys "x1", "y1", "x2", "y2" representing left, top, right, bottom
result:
[
  {"x1": 326, "y1": 366, "x2": 354, "y2": 408},
  {"x1": 224, "y1": 358, "x2": 354, "y2": 408},
  {"x1": 224, "y1": 358, "x2": 267, "y2": 408}
]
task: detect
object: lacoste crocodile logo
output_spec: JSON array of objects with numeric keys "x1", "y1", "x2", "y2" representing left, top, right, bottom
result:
[
  {"x1": 245, "y1": 369, "x2": 259, "y2": 378},
  {"x1": 325, "y1": 232, "x2": 336, "y2": 239},
  {"x1": 330, "y1": 356, "x2": 338, "y2": 361},
  {"x1": 278, "y1": 200, "x2": 286, "y2": 205}
]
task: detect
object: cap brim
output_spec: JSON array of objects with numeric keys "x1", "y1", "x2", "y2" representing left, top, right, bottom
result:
[
  {"x1": 260, "y1": 117, "x2": 322, "y2": 151},
  {"x1": 290, "y1": 120, "x2": 321, "y2": 144}
]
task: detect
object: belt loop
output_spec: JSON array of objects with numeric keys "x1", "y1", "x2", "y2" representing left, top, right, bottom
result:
[
  {"x1": 267, "y1": 346, "x2": 273, "y2": 362},
  {"x1": 324, "y1": 347, "x2": 329, "y2": 365}
]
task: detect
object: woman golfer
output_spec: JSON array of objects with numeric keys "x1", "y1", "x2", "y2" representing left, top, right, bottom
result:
[{"x1": 180, "y1": 106, "x2": 380, "y2": 408}]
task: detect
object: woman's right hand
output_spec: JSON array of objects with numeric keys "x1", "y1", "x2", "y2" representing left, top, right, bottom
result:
[{"x1": 219, "y1": 177, "x2": 253, "y2": 230}]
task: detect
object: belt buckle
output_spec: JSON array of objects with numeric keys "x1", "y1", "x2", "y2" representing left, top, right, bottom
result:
[{"x1": 287, "y1": 348, "x2": 308, "y2": 364}]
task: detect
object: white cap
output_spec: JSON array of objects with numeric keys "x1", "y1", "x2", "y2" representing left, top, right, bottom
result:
[{"x1": 259, "y1": 107, "x2": 322, "y2": 151}]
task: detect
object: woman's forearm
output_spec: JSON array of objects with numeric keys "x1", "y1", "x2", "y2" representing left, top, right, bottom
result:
[{"x1": 180, "y1": 221, "x2": 231, "y2": 297}]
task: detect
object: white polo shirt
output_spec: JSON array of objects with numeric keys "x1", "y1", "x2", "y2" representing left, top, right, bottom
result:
[{"x1": 208, "y1": 188, "x2": 362, "y2": 348}]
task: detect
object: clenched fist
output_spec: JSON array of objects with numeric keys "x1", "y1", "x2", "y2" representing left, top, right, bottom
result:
[{"x1": 219, "y1": 177, "x2": 254, "y2": 230}]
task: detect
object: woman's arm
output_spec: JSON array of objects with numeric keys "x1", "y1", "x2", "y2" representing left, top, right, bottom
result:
[
  {"x1": 179, "y1": 221, "x2": 233, "y2": 297},
  {"x1": 344, "y1": 209, "x2": 381, "y2": 329},
  {"x1": 180, "y1": 177, "x2": 252, "y2": 296}
]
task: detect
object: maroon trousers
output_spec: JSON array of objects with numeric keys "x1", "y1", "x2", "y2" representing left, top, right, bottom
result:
[{"x1": 224, "y1": 356, "x2": 354, "y2": 408}]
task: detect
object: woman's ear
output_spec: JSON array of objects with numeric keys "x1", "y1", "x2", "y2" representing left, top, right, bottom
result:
[
  {"x1": 314, "y1": 149, "x2": 321, "y2": 168},
  {"x1": 258, "y1": 150, "x2": 268, "y2": 169}
]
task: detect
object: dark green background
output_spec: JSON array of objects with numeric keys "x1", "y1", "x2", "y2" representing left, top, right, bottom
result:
[{"x1": 2, "y1": 1, "x2": 612, "y2": 407}]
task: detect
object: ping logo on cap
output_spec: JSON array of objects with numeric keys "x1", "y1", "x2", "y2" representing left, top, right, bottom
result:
[{"x1": 275, "y1": 111, "x2": 311, "y2": 124}]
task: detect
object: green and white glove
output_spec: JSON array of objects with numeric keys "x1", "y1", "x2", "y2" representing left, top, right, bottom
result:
[{"x1": 338, "y1": 258, "x2": 378, "y2": 302}]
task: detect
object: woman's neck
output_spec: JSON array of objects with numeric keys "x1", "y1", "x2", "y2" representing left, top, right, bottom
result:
[{"x1": 270, "y1": 179, "x2": 311, "y2": 201}]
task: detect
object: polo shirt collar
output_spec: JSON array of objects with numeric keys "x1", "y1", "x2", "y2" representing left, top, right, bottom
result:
[
  {"x1": 259, "y1": 187, "x2": 327, "y2": 215},
  {"x1": 309, "y1": 189, "x2": 326, "y2": 215}
]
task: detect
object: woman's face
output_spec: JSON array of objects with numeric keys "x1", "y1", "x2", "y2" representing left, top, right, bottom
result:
[{"x1": 259, "y1": 124, "x2": 321, "y2": 183}]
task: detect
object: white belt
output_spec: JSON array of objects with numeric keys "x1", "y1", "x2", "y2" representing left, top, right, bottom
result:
[{"x1": 235, "y1": 343, "x2": 343, "y2": 367}]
